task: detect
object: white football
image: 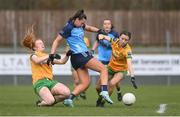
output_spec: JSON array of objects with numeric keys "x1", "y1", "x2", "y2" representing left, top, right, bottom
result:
[{"x1": 122, "y1": 93, "x2": 136, "y2": 106}]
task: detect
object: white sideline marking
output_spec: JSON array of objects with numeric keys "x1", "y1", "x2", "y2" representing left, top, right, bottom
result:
[{"x1": 156, "y1": 104, "x2": 167, "y2": 114}]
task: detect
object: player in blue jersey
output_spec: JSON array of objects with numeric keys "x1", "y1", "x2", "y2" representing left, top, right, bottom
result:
[
  {"x1": 92, "y1": 19, "x2": 119, "y2": 65},
  {"x1": 50, "y1": 10, "x2": 113, "y2": 107},
  {"x1": 92, "y1": 19, "x2": 122, "y2": 107}
]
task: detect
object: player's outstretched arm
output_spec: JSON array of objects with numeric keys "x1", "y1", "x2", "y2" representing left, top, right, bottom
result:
[
  {"x1": 98, "y1": 34, "x2": 111, "y2": 41},
  {"x1": 53, "y1": 50, "x2": 72, "y2": 64},
  {"x1": 85, "y1": 24, "x2": 99, "y2": 32},
  {"x1": 51, "y1": 35, "x2": 63, "y2": 54},
  {"x1": 127, "y1": 59, "x2": 138, "y2": 89},
  {"x1": 127, "y1": 59, "x2": 134, "y2": 77},
  {"x1": 53, "y1": 56, "x2": 69, "y2": 64},
  {"x1": 31, "y1": 55, "x2": 49, "y2": 64},
  {"x1": 91, "y1": 41, "x2": 99, "y2": 54}
]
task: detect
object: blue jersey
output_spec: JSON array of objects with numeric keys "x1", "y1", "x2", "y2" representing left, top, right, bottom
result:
[
  {"x1": 59, "y1": 21, "x2": 89, "y2": 54},
  {"x1": 97, "y1": 30, "x2": 119, "y2": 63}
]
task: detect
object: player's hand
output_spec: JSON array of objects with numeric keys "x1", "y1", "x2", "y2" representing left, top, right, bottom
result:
[
  {"x1": 66, "y1": 50, "x2": 72, "y2": 56},
  {"x1": 131, "y1": 77, "x2": 138, "y2": 89},
  {"x1": 47, "y1": 54, "x2": 54, "y2": 65},
  {"x1": 98, "y1": 34, "x2": 105, "y2": 40},
  {"x1": 47, "y1": 54, "x2": 61, "y2": 65},
  {"x1": 54, "y1": 54, "x2": 61, "y2": 59}
]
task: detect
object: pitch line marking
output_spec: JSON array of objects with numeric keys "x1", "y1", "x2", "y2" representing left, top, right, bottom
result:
[{"x1": 156, "y1": 103, "x2": 167, "y2": 114}]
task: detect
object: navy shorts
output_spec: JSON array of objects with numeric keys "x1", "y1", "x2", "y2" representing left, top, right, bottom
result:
[
  {"x1": 100, "y1": 60, "x2": 109, "y2": 65},
  {"x1": 70, "y1": 51, "x2": 93, "y2": 70}
]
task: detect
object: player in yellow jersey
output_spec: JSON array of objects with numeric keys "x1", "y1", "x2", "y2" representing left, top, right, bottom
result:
[
  {"x1": 22, "y1": 26, "x2": 71, "y2": 107},
  {"x1": 84, "y1": 36, "x2": 91, "y2": 48},
  {"x1": 96, "y1": 31, "x2": 138, "y2": 107}
]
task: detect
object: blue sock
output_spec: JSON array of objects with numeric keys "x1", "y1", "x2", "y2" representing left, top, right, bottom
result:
[{"x1": 101, "y1": 85, "x2": 108, "y2": 91}]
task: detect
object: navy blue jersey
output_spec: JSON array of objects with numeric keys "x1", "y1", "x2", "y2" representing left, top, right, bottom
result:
[
  {"x1": 59, "y1": 21, "x2": 88, "y2": 54},
  {"x1": 97, "y1": 30, "x2": 119, "y2": 62}
]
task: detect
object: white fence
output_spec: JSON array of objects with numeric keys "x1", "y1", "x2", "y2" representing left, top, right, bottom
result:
[{"x1": 0, "y1": 54, "x2": 180, "y2": 76}]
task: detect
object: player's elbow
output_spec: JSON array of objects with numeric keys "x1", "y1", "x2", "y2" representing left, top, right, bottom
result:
[{"x1": 99, "y1": 65, "x2": 108, "y2": 74}]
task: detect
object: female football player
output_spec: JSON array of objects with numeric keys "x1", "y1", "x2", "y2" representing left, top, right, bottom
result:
[
  {"x1": 22, "y1": 26, "x2": 71, "y2": 106},
  {"x1": 91, "y1": 19, "x2": 123, "y2": 104},
  {"x1": 50, "y1": 9, "x2": 113, "y2": 107},
  {"x1": 96, "y1": 31, "x2": 137, "y2": 107},
  {"x1": 71, "y1": 36, "x2": 90, "y2": 100}
]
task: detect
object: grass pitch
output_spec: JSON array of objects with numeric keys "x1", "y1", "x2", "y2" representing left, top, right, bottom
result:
[{"x1": 0, "y1": 85, "x2": 180, "y2": 116}]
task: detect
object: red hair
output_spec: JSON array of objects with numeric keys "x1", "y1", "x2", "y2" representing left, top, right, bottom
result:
[{"x1": 22, "y1": 25, "x2": 36, "y2": 51}]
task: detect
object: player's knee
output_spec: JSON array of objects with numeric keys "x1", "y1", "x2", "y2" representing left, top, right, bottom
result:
[
  {"x1": 109, "y1": 81, "x2": 116, "y2": 87},
  {"x1": 74, "y1": 79, "x2": 79, "y2": 85},
  {"x1": 64, "y1": 88, "x2": 71, "y2": 97},
  {"x1": 100, "y1": 65, "x2": 108, "y2": 73},
  {"x1": 46, "y1": 97, "x2": 55, "y2": 105}
]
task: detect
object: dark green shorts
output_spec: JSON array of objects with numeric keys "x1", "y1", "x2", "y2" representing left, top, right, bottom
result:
[
  {"x1": 33, "y1": 78, "x2": 58, "y2": 94},
  {"x1": 107, "y1": 66, "x2": 127, "y2": 78}
]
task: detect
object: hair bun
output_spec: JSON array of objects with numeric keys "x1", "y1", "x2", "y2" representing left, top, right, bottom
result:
[
  {"x1": 69, "y1": 9, "x2": 86, "y2": 21},
  {"x1": 80, "y1": 9, "x2": 84, "y2": 13}
]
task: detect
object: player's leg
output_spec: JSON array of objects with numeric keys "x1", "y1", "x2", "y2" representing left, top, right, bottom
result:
[
  {"x1": 64, "y1": 68, "x2": 90, "y2": 107},
  {"x1": 51, "y1": 82, "x2": 70, "y2": 103},
  {"x1": 95, "y1": 78, "x2": 104, "y2": 107},
  {"x1": 72, "y1": 69, "x2": 87, "y2": 100},
  {"x1": 72, "y1": 68, "x2": 90, "y2": 95},
  {"x1": 96, "y1": 78, "x2": 101, "y2": 94},
  {"x1": 96, "y1": 73, "x2": 112, "y2": 107},
  {"x1": 85, "y1": 57, "x2": 113, "y2": 104},
  {"x1": 116, "y1": 82, "x2": 122, "y2": 101},
  {"x1": 72, "y1": 69, "x2": 79, "y2": 88},
  {"x1": 72, "y1": 69, "x2": 80, "y2": 100},
  {"x1": 37, "y1": 87, "x2": 55, "y2": 106},
  {"x1": 85, "y1": 57, "x2": 108, "y2": 85},
  {"x1": 109, "y1": 72, "x2": 123, "y2": 96}
]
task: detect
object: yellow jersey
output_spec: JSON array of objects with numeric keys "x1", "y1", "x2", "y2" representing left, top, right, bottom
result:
[
  {"x1": 30, "y1": 51, "x2": 53, "y2": 84},
  {"x1": 108, "y1": 39, "x2": 132, "y2": 71},
  {"x1": 84, "y1": 36, "x2": 90, "y2": 48}
]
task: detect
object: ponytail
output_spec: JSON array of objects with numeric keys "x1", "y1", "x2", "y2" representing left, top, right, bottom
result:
[
  {"x1": 22, "y1": 25, "x2": 36, "y2": 51},
  {"x1": 69, "y1": 9, "x2": 87, "y2": 21}
]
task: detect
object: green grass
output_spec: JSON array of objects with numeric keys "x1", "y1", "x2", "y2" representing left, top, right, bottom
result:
[{"x1": 0, "y1": 85, "x2": 180, "y2": 116}]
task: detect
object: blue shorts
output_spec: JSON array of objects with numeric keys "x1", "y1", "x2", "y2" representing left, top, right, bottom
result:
[
  {"x1": 70, "y1": 51, "x2": 93, "y2": 70},
  {"x1": 99, "y1": 60, "x2": 109, "y2": 65}
]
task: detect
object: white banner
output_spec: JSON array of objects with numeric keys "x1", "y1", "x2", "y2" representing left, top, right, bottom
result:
[
  {"x1": 133, "y1": 54, "x2": 180, "y2": 76},
  {"x1": 0, "y1": 54, "x2": 180, "y2": 76},
  {"x1": 0, "y1": 54, "x2": 71, "y2": 75}
]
